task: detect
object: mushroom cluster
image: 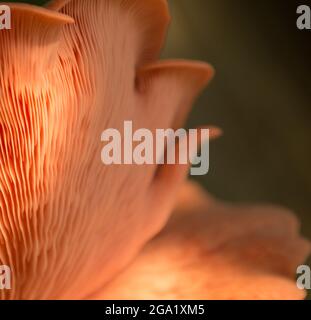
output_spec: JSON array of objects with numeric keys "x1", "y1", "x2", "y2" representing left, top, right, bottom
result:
[{"x1": 0, "y1": 0, "x2": 309, "y2": 300}]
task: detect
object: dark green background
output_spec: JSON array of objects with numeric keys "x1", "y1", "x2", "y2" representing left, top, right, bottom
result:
[
  {"x1": 164, "y1": 0, "x2": 311, "y2": 299},
  {"x1": 6, "y1": 0, "x2": 311, "y2": 298}
]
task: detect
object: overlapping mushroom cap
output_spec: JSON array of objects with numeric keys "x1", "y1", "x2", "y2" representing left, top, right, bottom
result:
[
  {"x1": 0, "y1": 0, "x2": 309, "y2": 300},
  {"x1": 95, "y1": 182, "x2": 310, "y2": 300}
]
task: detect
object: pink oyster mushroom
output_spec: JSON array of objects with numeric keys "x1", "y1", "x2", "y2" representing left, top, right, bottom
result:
[{"x1": 0, "y1": 0, "x2": 309, "y2": 299}]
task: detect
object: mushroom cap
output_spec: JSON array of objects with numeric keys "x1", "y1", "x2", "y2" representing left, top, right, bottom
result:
[
  {"x1": 92, "y1": 182, "x2": 310, "y2": 300},
  {"x1": 0, "y1": 0, "x2": 214, "y2": 299},
  {"x1": 0, "y1": 1, "x2": 309, "y2": 300}
]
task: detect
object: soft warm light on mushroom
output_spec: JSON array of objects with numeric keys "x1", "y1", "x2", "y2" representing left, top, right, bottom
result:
[
  {"x1": 93, "y1": 182, "x2": 310, "y2": 300},
  {"x1": 0, "y1": 0, "x2": 309, "y2": 300}
]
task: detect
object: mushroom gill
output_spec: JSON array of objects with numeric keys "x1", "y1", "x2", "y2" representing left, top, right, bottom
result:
[
  {"x1": 0, "y1": 0, "x2": 309, "y2": 300},
  {"x1": 0, "y1": 0, "x2": 214, "y2": 299}
]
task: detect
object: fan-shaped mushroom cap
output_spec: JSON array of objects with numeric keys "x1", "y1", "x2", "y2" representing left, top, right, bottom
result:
[
  {"x1": 0, "y1": 0, "x2": 214, "y2": 299},
  {"x1": 0, "y1": 1, "x2": 309, "y2": 300},
  {"x1": 92, "y1": 182, "x2": 310, "y2": 300}
]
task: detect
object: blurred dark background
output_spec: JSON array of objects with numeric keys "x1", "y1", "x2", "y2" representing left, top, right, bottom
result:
[
  {"x1": 8, "y1": 0, "x2": 311, "y2": 298},
  {"x1": 164, "y1": 0, "x2": 311, "y2": 220},
  {"x1": 163, "y1": 0, "x2": 311, "y2": 298}
]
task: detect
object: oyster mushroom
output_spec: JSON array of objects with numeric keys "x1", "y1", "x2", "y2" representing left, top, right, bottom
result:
[
  {"x1": 94, "y1": 182, "x2": 310, "y2": 300},
  {"x1": 0, "y1": 0, "x2": 309, "y2": 300}
]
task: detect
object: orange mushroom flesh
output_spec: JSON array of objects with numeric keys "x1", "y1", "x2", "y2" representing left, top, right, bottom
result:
[
  {"x1": 0, "y1": 0, "x2": 309, "y2": 299},
  {"x1": 94, "y1": 182, "x2": 310, "y2": 300}
]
